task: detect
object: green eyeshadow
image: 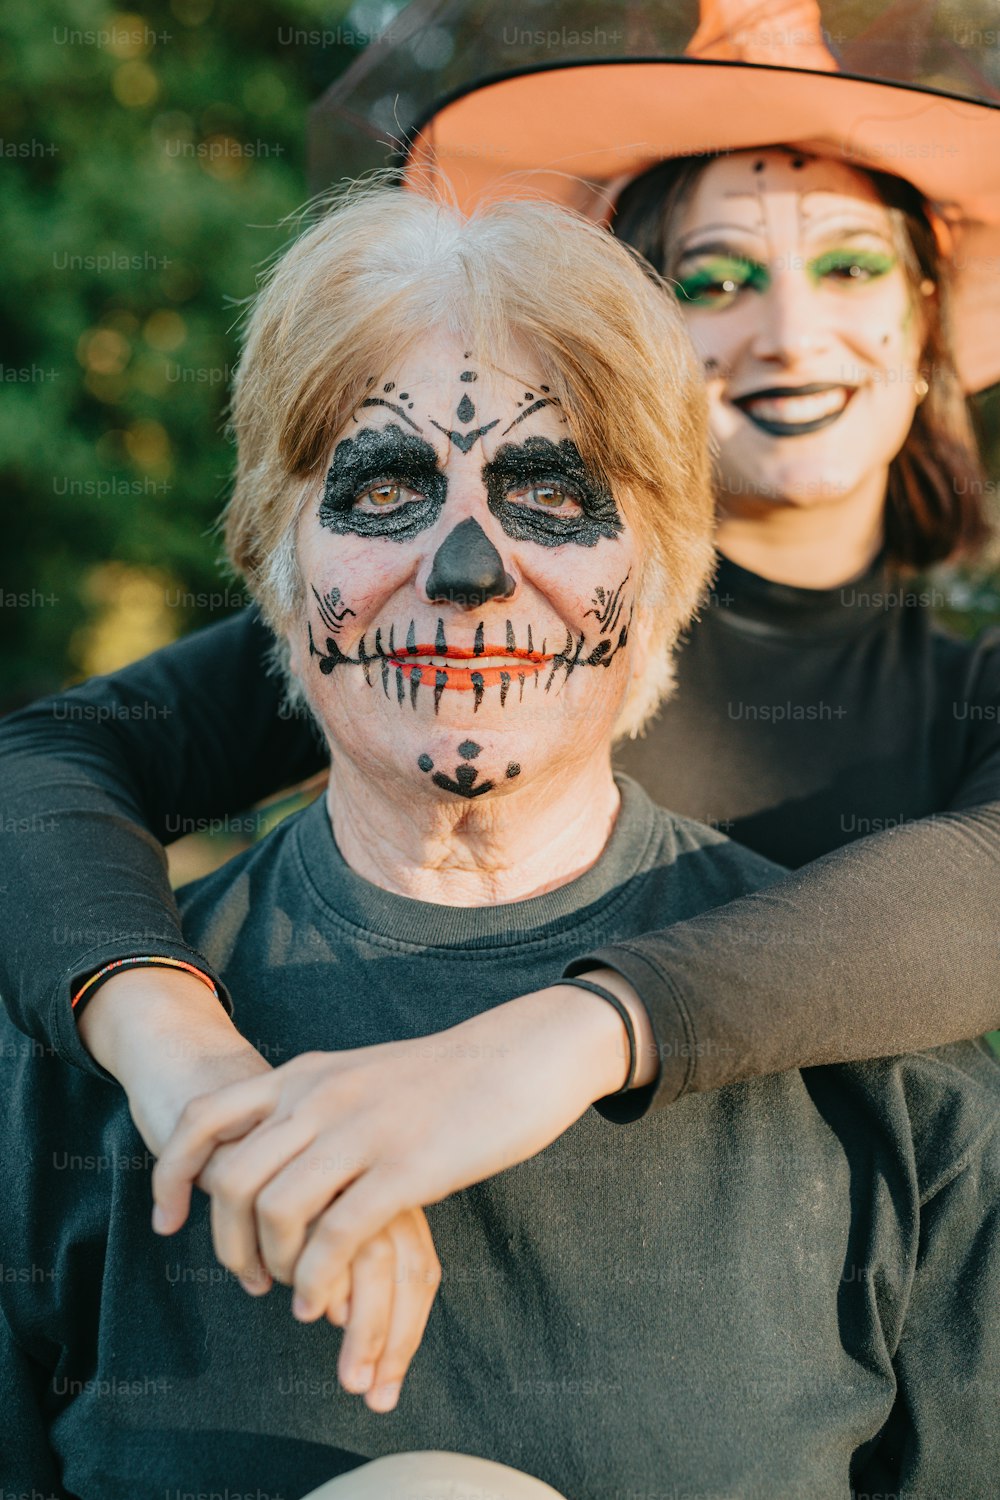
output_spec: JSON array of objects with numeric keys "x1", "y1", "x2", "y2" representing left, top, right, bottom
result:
[
  {"x1": 675, "y1": 256, "x2": 770, "y2": 308},
  {"x1": 806, "y1": 248, "x2": 896, "y2": 285}
]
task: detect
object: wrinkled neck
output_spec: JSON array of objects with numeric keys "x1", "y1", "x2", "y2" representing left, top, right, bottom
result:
[{"x1": 325, "y1": 753, "x2": 622, "y2": 906}]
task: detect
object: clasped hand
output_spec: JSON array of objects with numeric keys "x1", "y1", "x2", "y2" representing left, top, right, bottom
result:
[{"x1": 151, "y1": 984, "x2": 629, "y2": 1411}]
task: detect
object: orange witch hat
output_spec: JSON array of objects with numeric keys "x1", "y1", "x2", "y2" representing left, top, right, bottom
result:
[
  {"x1": 687, "y1": 0, "x2": 837, "y2": 69},
  {"x1": 309, "y1": 0, "x2": 1000, "y2": 391}
]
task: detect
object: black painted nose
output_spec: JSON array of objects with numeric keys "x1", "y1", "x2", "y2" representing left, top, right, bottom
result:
[{"x1": 425, "y1": 518, "x2": 515, "y2": 608}]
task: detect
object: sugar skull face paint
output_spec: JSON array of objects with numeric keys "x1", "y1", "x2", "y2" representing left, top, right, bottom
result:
[
  {"x1": 290, "y1": 331, "x2": 639, "y2": 802},
  {"x1": 669, "y1": 148, "x2": 926, "y2": 511}
]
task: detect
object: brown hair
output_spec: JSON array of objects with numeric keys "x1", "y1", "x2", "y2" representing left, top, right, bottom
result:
[
  {"x1": 223, "y1": 185, "x2": 716, "y2": 739},
  {"x1": 613, "y1": 150, "x2": 989, "y2": 570}
]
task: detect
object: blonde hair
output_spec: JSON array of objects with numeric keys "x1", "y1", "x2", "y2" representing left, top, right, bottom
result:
[{"x1": 223, "y1": 186, "x2": 715, "y2": 739}]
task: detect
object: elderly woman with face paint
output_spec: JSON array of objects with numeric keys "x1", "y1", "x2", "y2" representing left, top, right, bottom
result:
[{"x1": 3, "y1": 184, "x2": 998, "y2": 1500}]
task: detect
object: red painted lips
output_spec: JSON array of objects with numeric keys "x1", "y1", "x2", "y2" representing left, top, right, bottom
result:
[{"x1": 389, "y1": 644, "x2": 552, "y2": 691}]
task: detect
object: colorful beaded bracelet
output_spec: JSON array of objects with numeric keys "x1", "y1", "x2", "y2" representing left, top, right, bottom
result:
[{"x1": 71, "y1": 955, "x2": 219, "y2": 1014}]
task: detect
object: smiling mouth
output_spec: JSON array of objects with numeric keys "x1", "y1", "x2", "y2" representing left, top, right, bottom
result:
[
  {"x1": 390, "y1": 645, "x2": 553, "y2": 691},
  {"x1": 733, "y1": 383, "x2": 855, "y2": 437}
]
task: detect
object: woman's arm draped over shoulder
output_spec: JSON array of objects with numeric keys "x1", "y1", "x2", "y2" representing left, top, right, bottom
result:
[
  {"x1": 570, "y1": 632, "x2": 1000, "y2": 1106},
  {"x1": 0, "y1": 608, "x2": 324, "y2": 1072}
]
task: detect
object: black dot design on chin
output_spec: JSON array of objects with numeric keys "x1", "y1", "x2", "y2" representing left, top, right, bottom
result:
[
  {"x1": 416, "y1": 739, "x2": 519, "y2": 797},
  {"x1": 754, "y1": 159, "x2": 766, "y2": 173},
  {"x1": 791, "y1": 157, "x2": 806, "y2": 170}
]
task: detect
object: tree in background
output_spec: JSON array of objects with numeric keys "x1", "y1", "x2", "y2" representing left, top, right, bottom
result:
[{"x1": 0, "y1": 0, "x2": 413, "y2": 706}]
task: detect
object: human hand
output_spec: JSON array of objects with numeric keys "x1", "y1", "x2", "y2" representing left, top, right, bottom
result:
[
  {"x1": 77, "y1": 965, "x2": 441, "y2": 1407},
  {"x1": 151, "y1": 976, "x2": 649, "y2": 1316},
  {"x1": 76, "y1": 964, "x2": 272, "y2": 1156},
  {"x1": 311, "y1": 1205, "x2": 441, "y2": 1413}
]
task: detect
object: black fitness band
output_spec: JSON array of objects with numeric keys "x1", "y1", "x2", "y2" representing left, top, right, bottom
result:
[{"x1": 561, "y1": 976, "x2": 638, "y2": 1094}]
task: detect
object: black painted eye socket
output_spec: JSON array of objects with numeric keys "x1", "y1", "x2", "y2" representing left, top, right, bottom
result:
[{"x1": 483, "y1": 437, "x2": 623, "y2": 549}]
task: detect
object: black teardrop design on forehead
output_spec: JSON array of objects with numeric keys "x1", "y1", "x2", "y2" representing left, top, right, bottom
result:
[{"x1": 457, "y1": 394, "x2": 475, "y2": 423}]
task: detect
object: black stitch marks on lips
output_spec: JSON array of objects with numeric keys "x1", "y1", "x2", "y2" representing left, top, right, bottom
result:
[{"x1": 310, "y1": 581, "x2": 634, "y2": 714}]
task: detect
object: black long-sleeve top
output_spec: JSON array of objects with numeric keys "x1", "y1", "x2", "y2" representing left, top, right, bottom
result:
[{"x1": 2, "y1": 550, "x2": 998, "y2": 1106}]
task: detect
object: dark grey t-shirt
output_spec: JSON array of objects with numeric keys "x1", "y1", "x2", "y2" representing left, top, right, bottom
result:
[{"x1": 2, "y1": 776, "x2": 998, "y2": 1499}]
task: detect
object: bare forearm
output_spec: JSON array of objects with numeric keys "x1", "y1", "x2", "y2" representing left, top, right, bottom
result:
[
  {"x1": 78, "y1": 968, "x2": 268, "y2": 1153},
  {"x1": 563, "y1": 967, "x2": 660, "y2": 1090}
]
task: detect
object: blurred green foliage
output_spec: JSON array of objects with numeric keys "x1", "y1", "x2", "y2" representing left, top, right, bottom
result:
[
  {"x1": 1, "y1": 0, "x2": 998, "y2": 708},
  {"x1": 0, "y1": 0, "x2": 408, "y2": 704}
]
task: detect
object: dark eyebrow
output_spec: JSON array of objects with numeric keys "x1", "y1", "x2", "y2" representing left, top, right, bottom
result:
[
  {"x1": 484, "y1": 435, "x2": 588, "y2": 480},
  {"x1": 501, "y1": 395, "x2": 559, "y2": 436},
  {"x1": 320, "y1": 424, "x2": 443, "y2": 513},
  {"x1": 674, "y1": 220, "x2": 764, "y2": 254},
  {"x1": 801, "y1": 221, "x2": 895, "y2": 244},
  {"x1": 358, "y1": 396, "x2": 423, "y2": 432},
  {"x1": 674, "y1": 240, "x2": 764, "y2": 266}
]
